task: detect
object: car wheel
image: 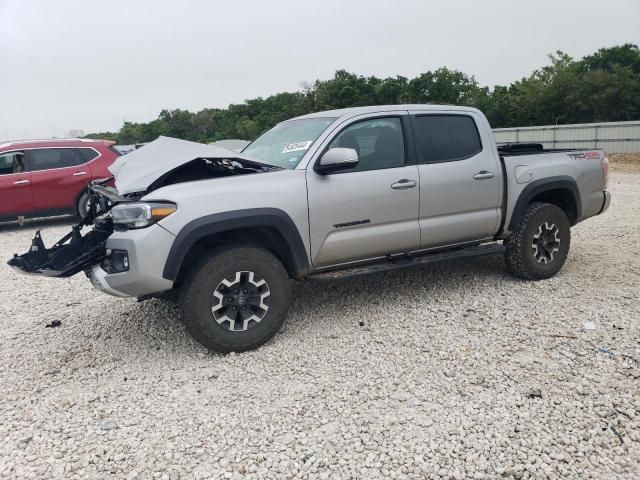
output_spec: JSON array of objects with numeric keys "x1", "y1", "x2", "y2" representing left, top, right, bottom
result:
[
  {"x1": 180, "y1": 245, "x2": 293, "y2": 353},
  {"x1": 505, "y1": 202, "x2": 571, "y2": 280},
  {"x1": 76, "y1": 191, "x2": 90, "y2": 218}
]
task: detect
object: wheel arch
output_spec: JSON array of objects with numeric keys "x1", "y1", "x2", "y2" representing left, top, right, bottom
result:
[
  {"x1": 508, "y1": 176, "x2": 581, "y2": 232},
  {"x1": 163, "y1": 208, "x2": 310, "y2": 283}
]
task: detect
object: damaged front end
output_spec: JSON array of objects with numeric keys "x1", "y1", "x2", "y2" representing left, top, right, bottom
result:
[
  {"x1": 7, "y1": 136, "x2": 281, "y2": 280},
  {"x1": 7, "y1": 181, "x2": 125, "y2": 277}
]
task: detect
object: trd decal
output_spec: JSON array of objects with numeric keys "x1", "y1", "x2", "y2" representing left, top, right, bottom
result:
[{"x1": 568, "y1": 151, "x2": 601, "y2": 160}]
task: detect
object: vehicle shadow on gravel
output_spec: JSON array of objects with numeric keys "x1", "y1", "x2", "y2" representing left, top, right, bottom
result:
[
  {"x1": 0, "y1": 215, "x2": 76, "y2": 233},
  {"x1": 104, "y1": 255, "x2": 509, "y2": 354},
  {"x1": 291, "y1": 255, "x2": 507, "y2": 316}
]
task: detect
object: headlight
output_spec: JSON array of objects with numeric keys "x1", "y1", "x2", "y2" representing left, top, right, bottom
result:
[{"x1": 110, "y1": 202, "x2": 177, "y2": 229}]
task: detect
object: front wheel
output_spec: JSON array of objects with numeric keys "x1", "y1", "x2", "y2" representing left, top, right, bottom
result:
[
  {"x1": 505, "y1": 202, "x2": 571, "y2": 280},
  {"x1": 180, "y1": 246, "x2": 293, "y2": 353}
]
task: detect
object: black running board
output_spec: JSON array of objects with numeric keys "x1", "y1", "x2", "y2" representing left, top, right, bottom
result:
[{"x1": 309, "y1": 243, "x2": 505, "y2": 281}]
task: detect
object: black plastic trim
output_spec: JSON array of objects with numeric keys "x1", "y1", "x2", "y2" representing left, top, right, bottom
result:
[
  {"x1": 597, "y1": 191, "x2": 610, "y2": 215},
  {"x1": 495, "y1": 156, "x2": 509, "y2": 238},
  {"x1": 507, "y1": 176, "x2": 581, "y2": 232},
  {"x1": 310, "y1": 243, "x2": 505, "y2": 281},
  {"x1": 162, "y1": 208, "x2": 310, "y2": 281}
]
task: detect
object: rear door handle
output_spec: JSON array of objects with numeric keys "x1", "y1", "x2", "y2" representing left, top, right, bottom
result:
[
  {"x1": 473, "y1": 171, "x2": 495, "y2": 180},
  {"x1": 13, "y1": 179, "x2": 30, "y2": 185},
  {"x1": 391, "y1": 179, "x2": 417, "y2": 190},
  {"x1": 73, "y1": 171, "x2": 87, "y2": 176}
]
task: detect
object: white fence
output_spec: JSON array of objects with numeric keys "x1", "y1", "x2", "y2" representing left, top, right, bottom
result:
[{"x1": 492, "y1": 120, "x2": 640, "y2": 153}]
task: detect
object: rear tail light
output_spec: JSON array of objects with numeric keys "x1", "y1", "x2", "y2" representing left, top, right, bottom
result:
[{"x1": 601, "y1": 156, "x2": 610, "y2": 189}]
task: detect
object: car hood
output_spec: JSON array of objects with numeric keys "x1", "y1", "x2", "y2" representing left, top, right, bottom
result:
[{"x1": 109, "y1": 136, "x2": 273, "y2": 195}]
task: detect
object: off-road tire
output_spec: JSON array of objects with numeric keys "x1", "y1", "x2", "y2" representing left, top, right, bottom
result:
[
  {"x1": 505, "y1": 202, "x2": 571, "y2": 280},
  {"x1": 180, "y1": 245, "x2": 292, "y2": 353}
]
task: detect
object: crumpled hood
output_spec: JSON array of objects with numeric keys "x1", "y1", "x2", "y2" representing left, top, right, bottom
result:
[{"x1": 109, "y1": 136, "x2": 268, "y2": 195}]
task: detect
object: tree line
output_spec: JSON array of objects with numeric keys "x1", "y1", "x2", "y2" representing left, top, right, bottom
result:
[{"x1": 85, "y1": 44, "x2": 640, "y2": 144}]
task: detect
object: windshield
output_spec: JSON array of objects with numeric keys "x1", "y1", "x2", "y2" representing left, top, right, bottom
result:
[{"x1": 242, "y1": 117, "x2": 337, "y2": 169}]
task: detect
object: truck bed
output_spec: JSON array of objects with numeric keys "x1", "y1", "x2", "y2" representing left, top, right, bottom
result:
[
  {"x1": 497, "y1": 142, "x2": 594, "y2": 156},
  {"x1": 497, "y1": 143, "x2": 607, "y2": 238}
]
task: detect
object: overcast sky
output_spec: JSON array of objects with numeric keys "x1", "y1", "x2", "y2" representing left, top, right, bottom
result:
[{"x1": 1, "y1": 0, "x2": 638, "y2": 140}]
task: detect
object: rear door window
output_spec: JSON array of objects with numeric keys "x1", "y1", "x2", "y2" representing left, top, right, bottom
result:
[
  {"x1": 413, "y1": 115, "x2": 482, "y2": 163},
  {"x1": 26, "y1": 148, "x2": 84, "y2": 171}
]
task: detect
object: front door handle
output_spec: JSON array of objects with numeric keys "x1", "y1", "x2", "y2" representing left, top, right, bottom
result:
[
  {"x1": 473, "y1": 171, "x2": 495, "y2": 180},
  {"x1": 13, "y1": 179, "x2": 30, "y2": 185},
  {"x1": 73, "y1": 171, "x2": 87, "y2": 176},
  {"x1": 391, "y1": 179, "x2": 417, "y2": 190}
]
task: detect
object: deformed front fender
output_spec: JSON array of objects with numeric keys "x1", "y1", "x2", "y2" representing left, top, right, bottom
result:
[{"x1": 161, "y1": 208, "x2": 310, "y2": 281}]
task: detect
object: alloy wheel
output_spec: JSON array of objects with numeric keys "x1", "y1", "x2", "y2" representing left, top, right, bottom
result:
[
  {"x1": 210, "y1": 271, "x2": 271, "y2": 331},
  {"x1": 531, "y1": 222, "x2": 561, "y2": 264}
]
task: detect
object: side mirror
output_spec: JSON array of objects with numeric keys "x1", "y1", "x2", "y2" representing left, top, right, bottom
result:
[{"x1": 315, "y1": 148, "x2": 359, "y2": 174}]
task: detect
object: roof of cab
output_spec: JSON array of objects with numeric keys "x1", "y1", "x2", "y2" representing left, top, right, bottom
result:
[{"x1": 289, "y1": 104, "x2": 481, "y2": 121}]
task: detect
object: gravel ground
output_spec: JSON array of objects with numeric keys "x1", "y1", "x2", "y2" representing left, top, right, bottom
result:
[{"x1": 1, "y1": 172, "x2": 639, "y2": 480}]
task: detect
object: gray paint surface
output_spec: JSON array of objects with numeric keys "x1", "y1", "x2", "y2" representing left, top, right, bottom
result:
[{"x1": 95, "y1": 105, "x2": 609, "y2": 297}]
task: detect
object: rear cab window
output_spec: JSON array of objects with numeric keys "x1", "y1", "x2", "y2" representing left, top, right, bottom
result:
[{"x1": 412, "y1": 114, "x2": 482, "y2": 163}]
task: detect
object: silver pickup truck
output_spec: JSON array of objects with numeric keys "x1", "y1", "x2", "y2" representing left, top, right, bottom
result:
[{"x1": 9, "y1": 105, "x2": 611, "y2": 352}]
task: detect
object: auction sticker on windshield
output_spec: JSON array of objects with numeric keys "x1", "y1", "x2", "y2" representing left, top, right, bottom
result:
[{"x1": 282, "y1": 140, "x2": 313, "y2": 154}]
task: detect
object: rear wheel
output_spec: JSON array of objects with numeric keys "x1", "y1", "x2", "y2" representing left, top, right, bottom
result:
[
  {"x1": 505, "y1": 202, "x2": 571, "y2": 280},
  {"x1": 180, "y1": 246, "x2": 292, "y2": 353},
  {"x1": 76, "y1": 191, "x2": 90, "y2": 218}
]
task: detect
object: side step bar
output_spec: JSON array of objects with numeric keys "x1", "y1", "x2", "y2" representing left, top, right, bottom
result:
[{"x1": 309, "y1": 243, "x2": 505, "y2": 281}]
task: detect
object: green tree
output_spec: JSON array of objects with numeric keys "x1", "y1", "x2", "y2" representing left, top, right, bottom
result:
[
  {"x1": 85, "y1": 44, "x2": 640, "y2": 143},
  {"x1": 401, "y1": 67, "x2": 484, "y2": 105},
  {"x1": 580, "y1": 43, "x2": 640, "y2": 74}
]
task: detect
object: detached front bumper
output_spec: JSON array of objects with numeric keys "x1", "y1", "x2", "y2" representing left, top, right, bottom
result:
[
  {"x1": 88, "y1": 225, "x2": 176, "y2": 297},
  {"x1": 599, "y1": 190, "x2": 611, "y2": 215},
  {"x1": 8, "y1": 180, "x2": 177, "y2": 298}
]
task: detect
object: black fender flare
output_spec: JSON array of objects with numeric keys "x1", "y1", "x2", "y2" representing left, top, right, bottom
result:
[
  {"x1": 162, "y1": 208, "x2": 310, "y2": 281},
  {"x1": 508, "y1": 176, "x2": 581, "y2": 232}
]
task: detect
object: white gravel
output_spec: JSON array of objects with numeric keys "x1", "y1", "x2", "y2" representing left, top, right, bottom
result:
[{"x1": 1, "y1": 173, "x2": 639, "y2": 480}]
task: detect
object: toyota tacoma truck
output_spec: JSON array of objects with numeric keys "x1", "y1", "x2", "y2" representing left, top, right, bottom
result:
[{"x1": 8, "y1": 105, "x2": 611, "y2": 352}]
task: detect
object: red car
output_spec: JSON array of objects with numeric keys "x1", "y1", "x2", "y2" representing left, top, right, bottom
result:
[{"x1": 0, "y1": 139, "x2": 120, "y2": 221}]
